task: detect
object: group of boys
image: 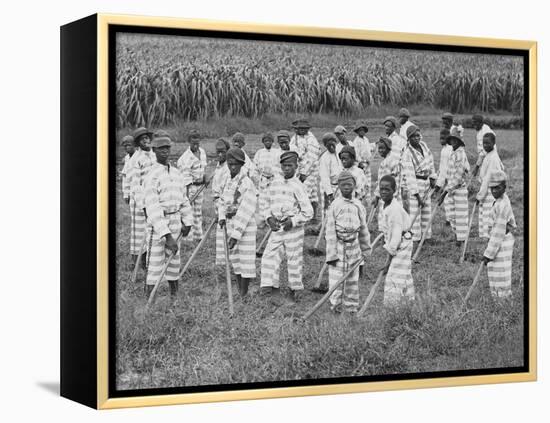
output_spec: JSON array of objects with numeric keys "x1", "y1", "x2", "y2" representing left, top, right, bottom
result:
[{"x1": 120, "y1": 110, "x2": 517, "y2": 310}]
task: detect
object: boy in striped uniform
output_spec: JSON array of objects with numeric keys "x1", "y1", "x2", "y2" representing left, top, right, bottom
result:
[
  {"x1": 476, "y1": 132, "x2": 504, "y2": 239},
  {"x1": 177, "y1": 129, "x2": 207, "y2": 242},
  {"x1": 435, "y1": 128, "x2": 453, "y2": 226},
  {"x1": 482, "y1": 170, "x2": 516, "y2": 298},
  {"x1": 253, "y1": 132, "x2": 281, "y2": 225},
  {"x1": 443, "y1": 128, "x2": 471, "y2": 246},
  {"x1": 352, "y1": 122, "x2": 374, "y2": 205},
  {"x1": 398, "y1": 108, "x2": 415, "y2": 139},
  {"x1": 212, "y1": 139, "x2": 231, "y2": 269},
  {"x1": 120, "y1": 135, "x2": 135, "y2": 205},
  {"x1": 129, "y1": 127, "x2": 156, "y2": 268},
  {"x1": 334, "y1": 125, "x2": 352, "y2": 156},
  {"x1": 325, "y1": 171, "x2": 370, "y2": 313},
  {"x1": 471, "y1": 114, "x2": 497, "y2": 177},
  {"x1": 441, "y1": 112, "x2": 464, "y2": 138},
  {"x1": 232, "y1": 132, "x2": 257, "y2": 186},
  {"x1": 402, "y1": 125, "x2": 437, "y2": 242},
  {"x1": 144, "y1": 136, "x2": 193, "y2": 301},
  {"x1": 383, "y1": 116, "x2": 408, "y2": 207},
  {"x1": 371, "y1": 137, "x2": 400, "y2": 231},
  {"x1": 378, "y1": 175, "x2": 415, "y2": 305},
  {"x1": 338, "y1": 146, "x2": 368, "y2": 202},
  {"x1": 290, "y1": 119, "x2": 321, "y2": 223},
  {"x1": 319, "y1": 133, "x2": 342, "y2": 208},
  {"x1": 219, "y1": 148, "x2": 258, "y2": 297},
  {"x1": 260, "y1": 151, "x2": 313, "y2": 300}
]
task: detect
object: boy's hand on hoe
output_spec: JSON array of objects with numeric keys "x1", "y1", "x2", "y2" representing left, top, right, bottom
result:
[
  {"x1": 228, "y1": 238, "x2": 238, "y2": 249},
  {"x1": 281, "y1": 218, "x2": 293, "y2": 231},
  {"x1": 481, "y1": 255, "x2": 492, "y2": 265},
  {"x1": 267, "y1": 217, "x2": 280, "y2": 231},
  {"x1": 299, "y1": 174, "x2": 307, "y2": 183},
  {"x1": 164, "y1": 234, "x2": 178, "y2": 255}
]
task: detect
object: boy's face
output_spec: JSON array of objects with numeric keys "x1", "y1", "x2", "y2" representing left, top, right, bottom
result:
[
  {"x1": 439, "y1": 135, "x2": 448, "y2": 146},
  {"x1": 295, "y1": 127, "x2": 308, "y2": 136},
  {"x1": 384, "y1": 122, "x2": 394, "y2": 136},
  {"x1": 450, "y1": 138, "x2": 461, "y2": 151},
  {"x1": 233, "y1": 139, "x2": 245, "y2": 149},
  {"x1": 340, "y1": 152, "x2": 354, "y2": 168},
  {"x1": 326, "y1": 140, "x2": 336, "y2": 154},
  {"x1": 338, "y1": 180, "x2": 355, "y2": 198},
  {"x1": 356, "y1": 128, "x2": 366, "y2": 137},
  {"x1": 442, "y1": 118, "x2": 452, "y2": 129},
  {"x1": 473, "y1": 120, "x2": 483, "y2": 131},
  {"x1": 216, "y1": 147, "x2": 227, "y2": 163},
  {"x1": 490, "y1": 182, "x2": 506, "y2": 199},
  {"x1": 483, "y1": 135, "x2": 495, "y2": 153},
  {"x1": 189, "y1": 137, "x2": 200, "y2": 152},
  {"x1": 227, "y1": 158, "x2": 243, "y2": 178},
  {"x1": 124, "y1": 144, "x2": 135, "y2": 155},
  {"x1": 154, "y1": 146, "x2": 171, "y2": 164},
  {"x1": 399, "y1": 115, "x2": 408, "y2": 125},
  {"x1": 278, "y1": 137, "x2": 290, "y2": 151},
  {"x1": 335, "y1": 132, "x2": 347, "y2": 143},
  {"x1": 138, "y1": 135, "x2": 151, "y2": 151},
  {"x1": 281, "y1": 160, "x2": 297, "y2": 179},
  {"x1": 379, "y1": 180, "x2": 395, "y2": 203},
  {"x1": 409, "y1": 132, "x2": 421, "y2": 147},
  {"x1": 378, "y1": 143, "x2": 390, "y2": 158},
  {"x1": 263, "y1": 138, "x2": 273, "y2": 149}
]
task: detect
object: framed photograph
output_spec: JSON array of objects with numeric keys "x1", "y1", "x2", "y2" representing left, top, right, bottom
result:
[{"x1": 60, "y1": 13, "x2": 537, "y2": 409}]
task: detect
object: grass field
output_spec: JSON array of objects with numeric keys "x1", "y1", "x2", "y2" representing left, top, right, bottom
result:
[{"x1": 114, "y1": 122, "x2": 525, "y2": 390}]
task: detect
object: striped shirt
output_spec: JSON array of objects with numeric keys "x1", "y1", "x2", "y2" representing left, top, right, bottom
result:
[
  {"x1": 477, "y1": 149, "x2": 504, "y2": 201},
  {"x1": 121, "y1": 153, "x2": 134, "y2": 200},
  {"x1": 401, "y1": 141, "x2": 436, "y2": 195},
  {"x1": 264, "y1": 175, "x2": 313, "y2": 227},
  {"x1": 319, "y1": 150, "x2": 342, "y2": 195},
  {"x1": 446, "y1": 146, "x2": 470, "y2": 192},
  {"x1": 130, "y1": 149, "x2": 157, "y2": 209},
  {"x1": 399, "y1": 120, "x2": 415, "y2": 139},
  {"x1": 325, "y1": 197, "x2": 370, "y2": 262},
  {"x1": 144, "y1": 163, "x2": 194, "y2": 238},
  {"x1": 380, "y1": 198, "x2": 411, "y2": 256},
  {"x1": 374, "y1": 153, "x2": 400, "y2": 198},
  {"x1": 176, "y1": 147, "x2": 207, "y2": 187},
  {"x1": 219, "y1": 169, "x2": 257, "y2": 241},
  {"x1": 253, "y1": 147, "x2": 281, "y2": 181},
  {"x1": 211, "y1": 162, "x2": 230, "y2": 208},
  {"x1": 389, "y1": 131, "x2": 407, "y2": 158},
  {"x1": 484, "y1": 194, "x2": 517, "y2": 260},
  {"x1": 436, "y1": 144, "x2": 453, "y2": 188},
  {"x1": 290, "y1": 132, "x2": 320, "y2": 177},
  {"x1": 352, "y1": 136, "x2": 374, "y2": 165}
]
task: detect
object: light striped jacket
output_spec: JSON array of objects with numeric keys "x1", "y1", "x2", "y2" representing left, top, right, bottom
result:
[
  {"x1": 436, "y1": 144, "x2": 453, "y2": 188},
  {"x1": 264, "y1": 175, "x2": 313, "y2": 227},
  {"x1": 477, "y1": 149, "x2": 504, "y2": 201},
  {"x1": 121, "y1": 153, "x2": 134, "y2": 200},
  {"x1": 380, "y1": 198, "x2": 412, "y2": 256},
  {"x1": 253, "y1": 147, "x2": 281, "y2": 187},
  {"x1": 211, "y1": 162, "x2": 230, "y2": 210},
  {"x1": 374, "y1": 153, "x2": 400, "y2": 198},
  {"x1": 446, "y1": 146, "x2": 470, "y2": 192},
  {"x1": 484, "y1": 194, "x2": 517, "y2": 260},
  {"x1": 290, "y1": 132, "x2": 320, "y2": 178},
  {"x1": 130, "y1": 149, "x2": 157, "y2": 209},
  {"x1": 325, "y1": 197, "x2": 370, "y2": 262},
  {"x1": 319, "y1": 150, "x2": 342, "y2": 195},
  {"x1": 352, "y1": 135, "x2": 373, "y2": 166},
  {"x1": 219, "y1": 169, "x2": 257, "y2": 241},
  {"x1": 176, "y1": 147, "x2": 207, "y2": 187},
  {"x1": 389, "y1": 132, "x2": 407, "y2": 158},
  {"x1": 401, "y1": 141, "x2": 437, "y2": 195},
  {"x1": 144, "y1": 163, "x2": 194, "y2": 238}
]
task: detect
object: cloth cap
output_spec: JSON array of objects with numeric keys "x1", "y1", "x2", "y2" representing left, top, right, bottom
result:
[
  {"x1": 280, "y1": 150, "x2": 299, "y2": 164},
  {"x1": 321, "y1": 132, "x2": 338, "y2": 145},
  {"x1": 277, "y1": 130, "x2": 291, "y2": 140},
  {"x1": 488, "y1": 170, "x2": 508, "y2": 187},
  {"x1": 261, "y1": 132, "x2": 274, "y2": 142},
  {"x1": 353, "y1": 121, "x2": 369, "y2": 133},
  {"x1": 152, "y1": 136, "x2": 172, "y2": 148},
  {"x1": 188, "y1": 129, "x2": 201, "y2": 141},
  {"x1": 334, "y1": 125, "x2": 347, "y2": 134},
  {"x1": 472, "y1": 114, "x2": 484, "y2": 122},
  {"x1": 226, "y1": 147, "x2": 246, "y2": 164},
  {"x1": 216, "y1": 138, "x2": 231, "y2": 151},
  {"x1": 446, "y1": 126, "x2": 465, "y2": 146},
  {"x1": 232, "y1": 132, "x2": 245, "y2": 143},
  {"x1": 377, "y1": 136, "x2": 392, "y2": 150},
  {"x1": 292, "y1": 119, "x2": 311, "y2": 129},
  {"x1": 121, "y1": 135, "x2": 134, "y2": 146},
  {"x1": 132, "y1": 127, "x2": 152, "y2": 140},
  {"x1": 338, "y1": 170, "x2": 356, "y2": 185},
  {"x1": 406, "y1": 124, "x2": 420, "y2": 140},
  {"x1": 442, "y1": 112, "x2": 454, "y2": 120},
  {"x1": 383, "y1": 116, "x2": 397, "y2": 128},
  {"x1": 338, "y1": 145, "x2": 356, "y2": 160},
  {"x1": 398, "y1": 107, "x2": 411, "y2": 117},
  {"x1": 153, "y1": 129, "x2": 170, "y2": 138}
]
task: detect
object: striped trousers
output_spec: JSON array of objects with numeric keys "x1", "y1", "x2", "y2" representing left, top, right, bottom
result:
[
  {"x1": 377, "y1": 197, "x2": 403, "y2": 232},
  {"x1": 187, "y1": 184, "x2": 204, "y2": 242},
  {"x1": 384, "y1": 238, "x2": 415, "y2": 305},
  {"x1": 479, "y1": 193, "x2": 495, "y2": 239},
  {"x1": 304, "y1": 173, "x2": 319, "y2": 204},
  {"x1": 146, "y1": 214, "x2": 182, "y2": 286},
  {"x1": 260, "y1": 226, "x2": 304, "y2": 290},
  {"x1": 130, "y1": 198, "x2": 148, "y2": 256},
  {"x1": 363, "y1": 166, "x2": 372, "y2": 206},
  {"x1": 487, "y1": 233, "x2": 514, "y2": 298},
  {"x1": 408, "y1": 179, "x2": 432, "y2": 241},
  {"x1": 328, "y1": 238, "x2": 361, "y2": 312},
  {"x1": 215, "y1": 225, "x2": 226, "y2": 266},
  {"x1": 448, "y1": 186, "x2": 469, "y2": 241},
  {"x1": 227, "y1": 217, "x2": 257, "y2": 278},
  {"x1": 443, "y1": 194, "x2": 452, "y2": 224}
]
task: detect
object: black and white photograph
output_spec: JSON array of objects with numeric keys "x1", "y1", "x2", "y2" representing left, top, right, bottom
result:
[{"x1": 112, "y1": 28, "x2": 528, "y2": 394}]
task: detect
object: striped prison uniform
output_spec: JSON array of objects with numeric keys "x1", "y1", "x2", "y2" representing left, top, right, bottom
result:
[
  {"x1": 144, "y1": 163, "x2": 194, "y2": 286},
  {"x1": 291, "y1": 131, "x2": 321, "y2": 203},
  {"x1": 177, "y1": 147, "x2": 207, "y2": 242},
  {"x1": 253, "y1": 147, "x2": 282, "y2": 222},
  {"x1": 212, "y1": 162, "x2": 231, "y2": 266},
  {"x1": 339, "y1": 165, "x2": 368, "y2": 202},
  {"x1": 353, "y1": 135, "x2": 374, "y2": 204},
  {"x1": 402, "y1": 141, "x2": 437, "y2": 241},
  {"x1": 374, "y1": 153, "x2": 401, "y2": 231},
  {"x1": 129, "y1": 149, "x2": 156, "y2": 255},
  {"x1": 446, "y1": 146, "x2": 470, "y2": 241},
  {"x1": 399, "y1": 120, "x2": 415, "y2": 139},
  {"x1": 219, "y1": 169, "x2": 258, "y2": 278},
  {"x1": 121, "y1": 153, "x2": 133, "y2": 202},
  {"x1": 475, "y1": 123, "x2": 497, "y2": 163},
  {"x1": 389, "y1": 131, "x2": 408, "y2": 196},
  {"x1": 242, "y1": 149, "x2": 259, "y2": 186},
  {"x1": 477, "y1": 149, "x2": 504, "y2": 239},
  {"x1": 436, "y1": 144, "x2": 453, "y2": 224},
  {"x1": 260, "y1": 175, "x2": 313, "y2": 290},
  {"x1": 319, "y1": 150, "x2": 342, "y2": 207},
  {"x1": 484, "y1": 193, "x2": 516, "y2": 298},
  {"x1": 380, "y1": 198, "x2": 414, "y2": 305},
  {"x1": 325, "y1": 197, "x2": 370, "y2": 312}
]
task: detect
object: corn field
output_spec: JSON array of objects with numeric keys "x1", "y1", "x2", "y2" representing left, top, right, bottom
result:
[{"x1": 116, "y1": 33, "x2": 524, "y2": 128}]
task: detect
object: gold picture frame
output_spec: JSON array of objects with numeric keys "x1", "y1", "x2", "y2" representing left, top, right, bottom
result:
[{"x1": 60, "y1": 13, "x2": 537, "y2": 409}]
